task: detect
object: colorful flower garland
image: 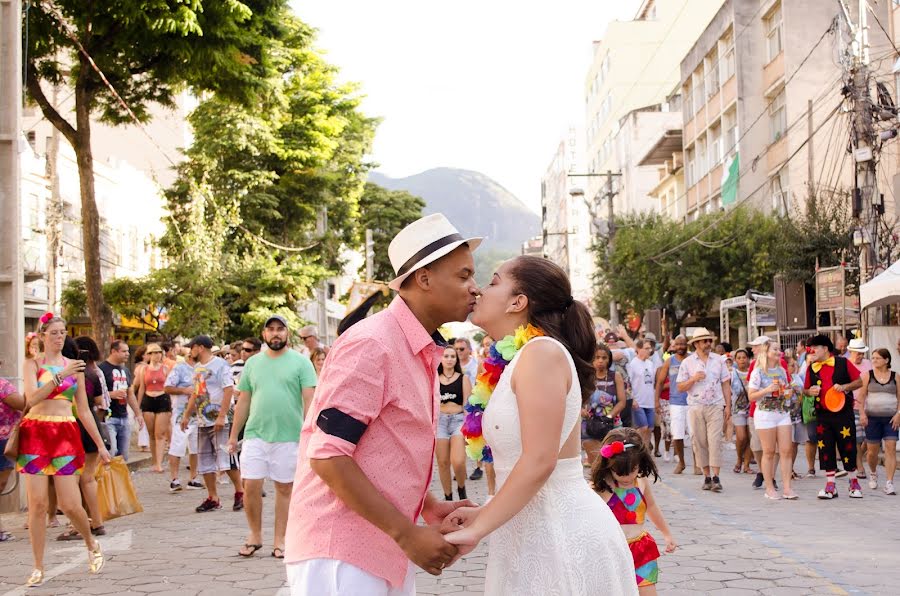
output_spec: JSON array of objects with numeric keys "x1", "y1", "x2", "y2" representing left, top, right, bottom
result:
[{"x1": 462, "y1": 324, "x2": 544, "y2": 462}]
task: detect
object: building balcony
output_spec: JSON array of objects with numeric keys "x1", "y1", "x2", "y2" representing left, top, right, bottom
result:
[
  {"x1": 767, "y1": 135, "x2": 788, "y2": 172},
  {"x1": 763, "y1": 52, "x2": 785, "y2": 94}
]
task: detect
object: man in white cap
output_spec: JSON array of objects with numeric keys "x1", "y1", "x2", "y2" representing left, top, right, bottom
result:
[
  {"x1": 285, "y1": 213, "x2": 480, "y2": 595},
  {"x1": 676, "y1": 328, "x2": 732, "y2": 492},
  {"x1": 847, "y1": 338, "x2": 872, "y2": 479}
]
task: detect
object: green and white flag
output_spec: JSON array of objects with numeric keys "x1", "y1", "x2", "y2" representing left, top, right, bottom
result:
[{"x1": 721, "y1": 152, "x2": 739, "y2": 206}]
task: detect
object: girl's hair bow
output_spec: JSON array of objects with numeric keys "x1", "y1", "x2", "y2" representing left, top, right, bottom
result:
[{"x1": 599, "y1": 441, "x2": 635, "y2": 458}]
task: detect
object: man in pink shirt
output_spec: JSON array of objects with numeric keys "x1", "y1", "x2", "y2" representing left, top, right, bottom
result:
[{"x1": 286, "y1": 214, "x2": 481, "y2": 595}]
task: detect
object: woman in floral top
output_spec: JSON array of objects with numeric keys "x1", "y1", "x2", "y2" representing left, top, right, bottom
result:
[
  {"x1": 748, "y1": 343, "x2": 798, "y2": 500},
  {"x1": 1, "y1": 375, "x2": 26, "y2": 541},
  {"x1": 582, "y1": 343, "x2": 626, "y2": 466}
]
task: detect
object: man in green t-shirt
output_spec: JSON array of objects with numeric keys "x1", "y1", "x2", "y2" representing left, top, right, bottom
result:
[{"x1": 228, "y1": 315, "x2": 317, "y2": 558}]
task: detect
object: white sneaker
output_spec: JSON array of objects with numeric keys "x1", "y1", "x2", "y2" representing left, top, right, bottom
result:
[
  {"x1": 663, "y1": 451, "x2": 671, "y2": 462},
  {"x1": 885, "y1": 481, "x2": 896, "y2": 495},
  {"x1": 868, "y1": 474, "x2": 878, "y2": 490}
]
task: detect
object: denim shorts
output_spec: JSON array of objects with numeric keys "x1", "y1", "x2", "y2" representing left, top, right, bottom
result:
[
  {"x1": 865, "y1": 416, "x2": 900, "y2": 443},
  {"x1": 632, "y1": 407, "x2": 656, "y2": 429},
  {"x1": 437, "y1": 412, "x2": 465, "y2": 439}
]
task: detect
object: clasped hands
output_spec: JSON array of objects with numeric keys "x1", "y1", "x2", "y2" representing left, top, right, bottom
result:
[{"x1": 405, "y1": 499, "x2": 482, "y2": 576}]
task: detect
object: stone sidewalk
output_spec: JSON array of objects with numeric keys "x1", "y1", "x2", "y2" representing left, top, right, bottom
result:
[{"x1": 1, "y1": 445, "x2": 898, "y2": 594}]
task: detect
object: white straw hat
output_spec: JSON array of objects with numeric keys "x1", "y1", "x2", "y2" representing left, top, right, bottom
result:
[
  {"x1": 848, "y1": 338, "x2": 868, "y2": 353},
  {"x1": 388, "y1": 214, "x2": 482, "y2": 291}
]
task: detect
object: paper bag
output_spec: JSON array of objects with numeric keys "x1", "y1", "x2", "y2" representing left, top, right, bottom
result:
[{"x1": 96, "y1": 456, "x2": 143, "y2": 521}]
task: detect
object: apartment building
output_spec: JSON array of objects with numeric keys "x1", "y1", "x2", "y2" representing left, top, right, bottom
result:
[
  {"x1": 680, "y1": 0, "x2": 895, "y2": 221},
  {"x1": 583, "y1": 0, "x2": 724, "y2": 214},
  {"x1": 639, "y1": 91, "x2": 687, "y2": 220},
  {"x1": 540, "y1": 127, "x2": 594, "y2": 303}
]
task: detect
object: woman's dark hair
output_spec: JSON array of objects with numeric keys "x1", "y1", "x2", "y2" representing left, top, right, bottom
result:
[
  {"x1": 134, "y1": 344, "x2": 148, "y2": 363},
  {"x1": 719, "y1": 341, "x2": 733, "y2": 352},
  {"x1": 509, "y1": 256, "x2": 595, "y2": 404},
  {"x1": 873, "y1": 347, "x2": 892, "y2": 366},
  {"x1": 595, "y1": 343, "x2": 613, "y2": 371},
  {"x1": 590, "y1": 427, "x2": 660, "y2": 493},
  {"x1": 75, "y1": 336, "x2": 101, "y2": 364},
  {"x1": 61, "y1": 336, "x2": 78, "y2": 360},
  {"x1": 438, "y1": 345, "x2": 462, "y2": 376}
]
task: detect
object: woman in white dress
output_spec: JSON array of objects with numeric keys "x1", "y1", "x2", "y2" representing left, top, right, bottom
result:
[{"x1": 444, "y1": 256, "x2": 636, "y2": 595}]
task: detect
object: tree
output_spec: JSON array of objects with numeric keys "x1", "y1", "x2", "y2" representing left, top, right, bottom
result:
[
  {"x1": 357, "y1": 183, "x2": 425, "y2": 281},
  {"x1": 25, "y1": 0, "x2": 296, "y2": 353}
]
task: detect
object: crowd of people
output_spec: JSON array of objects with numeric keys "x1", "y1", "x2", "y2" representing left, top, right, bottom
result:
[
  {"x1": 2, "y1": 211, "x2": 899, "y2": 595},
  {"x1": 0, "y1": 315, "x2": 323, "y2": 587}
]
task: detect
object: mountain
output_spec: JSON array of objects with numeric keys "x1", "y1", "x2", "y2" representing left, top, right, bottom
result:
[{"x1": 368, "y1": 168, "x2": 540, "y2": 254}]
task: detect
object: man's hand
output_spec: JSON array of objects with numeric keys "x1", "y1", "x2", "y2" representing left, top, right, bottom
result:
[
  {"x1": 439, "y1": 506, "x2": 480, "y2": 534},
  {"x1": 421, "y1": 498, "x2": 477, "y2": 526},
  {"x1": 693, "y1": 371, "x2": 706, "y2": 382},
  {"x1": 808, "y1": 385, "x2": 821, "y2": 397},
  {"x1": 214, "y1": 414, "x2": 226, "y2": 432},
  {"x1": 226, "y1": 437, "x2": 239, "y2": 455},
  {"x1": 110, "y1": 389, "x2": 127, "y2": 400},
  {"x1": 180, "y1": 416, "x2": 190, "y2": 432},
  {"x1": 98, "y1": 446, "x2": 112, "y2": 464},
  {"x1": 395, "y1": 525, "x2": 458, "y2": 576}
]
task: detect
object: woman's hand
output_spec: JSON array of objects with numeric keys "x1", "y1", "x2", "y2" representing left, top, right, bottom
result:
[
  {"x1": 439, "y1": 506, "x2": 480, "y2": 534},
  {"x1": 859, "y1": 411, "x2": 868, "y2": 428},
  {"x1": 98, "y1": 446, "x2": 112, "y2": 464},
  {"x1": 60, "y1": 359, "x2": 86, "y2": 379},
  {"x1": 890, "y1": 412, "x2": 900, "y2": 431},
  {"x1": 663, "y1": 534, "x2": 678, "y2": 553},
  {"x1": 443, "y1": 525, "x2": 483, "y2": 548}
]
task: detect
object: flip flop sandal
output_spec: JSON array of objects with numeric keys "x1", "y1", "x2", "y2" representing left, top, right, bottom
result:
[
  {"x1": 56, "y1": 527, "x2": 82, "y2": 541},
  {"x1": 0, "y1": 531, "x2": 14, "y2": 542},
  {"x1": 272, "y1": 547, "x2": 285, "y2": 559},
  {"x1": 238, "y1": 543, "x2": 263, "y2": 557},
  {"x1": 733, "y1": 465, "x2": 742, "y2": 474}
]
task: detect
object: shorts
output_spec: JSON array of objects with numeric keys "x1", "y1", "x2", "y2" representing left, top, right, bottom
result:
[
  {"x1": 792, "y1": 421, "x2": 808, "y2": 444},
  {"x1": 753, "y1": 409, "x2": 792, "y2": 430},
  {"x1": 436, "y1": 412, "x2": 465, "y2": 439},
  {"x1": 169, "y1": 419, "x2": 198, "y2": 457},
  {"x1": 141, "y1": 394, "x2": 172, "y2": 414},
  {"x1": 286, "y1": 559, "x2": 416, "y2": 596},
  {"x1": 865, "y1": 416, "x2": 900, "y2": 443},
  {"x1": 805, "y1": 421, "x2": 818, "y2": 444},
  {"x1": 632, "y1": 407, "x2": 656, "y2": 429},
  {"x1": 627, "y1": 531, "x2": 660, "y2": 587},
  {"x1": 16, "y1": 414, "x2": 85, "y2": 475},
  {"x1": 78, "y1": 418, "x2": 99, "y2": 454},
  {"x1": 0, "y1": 439, "x2": 13, "y2": 472},
  {"x1": 854, "y1": 410, "x2": 865, "y2": 444},
  {"x1": 748, "y1": 417, "x2": 762, "y2": 453},
  {"x1": 240, "y1": 438, "x2": 298, "y2": 483},
  {"x1": 732, "y1": 410, "x2": 749, "y2": 426},
  {"x1": 197, "y1": 425, "x2": 237, "y2": 474},
  {"x1": 669, "y1": 404, "x2": 690, "y2": 440}
]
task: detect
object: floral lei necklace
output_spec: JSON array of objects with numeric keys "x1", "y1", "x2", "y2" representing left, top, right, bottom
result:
[{"x1": 462, "y1": 324, "x2": 544, "y2": 462}]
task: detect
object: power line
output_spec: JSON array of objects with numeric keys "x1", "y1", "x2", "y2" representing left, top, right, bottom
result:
[{"x1": 648, "y1": 102, "x2": 843, "y2": 263}]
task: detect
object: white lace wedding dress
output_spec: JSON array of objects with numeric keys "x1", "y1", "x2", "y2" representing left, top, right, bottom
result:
[{"x1": 482, "y1": 337, "x2": 637, "y2": 596}]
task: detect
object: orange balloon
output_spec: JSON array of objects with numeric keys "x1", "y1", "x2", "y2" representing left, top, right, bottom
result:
[{"x1": 823, "y1": 386, "x2": 846, "y2": 413}]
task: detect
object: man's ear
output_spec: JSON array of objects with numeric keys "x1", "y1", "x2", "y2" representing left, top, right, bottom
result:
[
  {"x1": 505, "y1": 293, "x2": 528, "y2": 315},
  {"x1": 411, "y1": 266, "x2": 431, "y2": 290}
]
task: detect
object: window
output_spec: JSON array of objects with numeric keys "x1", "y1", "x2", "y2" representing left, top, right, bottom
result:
[
  {"x1": 765, "y1": 4, "x2": 783, "y2": 62},
  {"x1": 770, "y1": 169, "x2": 789, "y2": 214},
  {"x1": 686, "y1": 147, "x2": 696, "y2": 187},
  {"x1": 696, "y1": 137, "x2": 707, "y2": 179},
  {"x1": 693, "y1": 69, "x2": 704, "y2": 114},
  {"x1": 708, "y1": 123, "x2": 722, "y2": 169},
  {"x1": 723, "y1": 108, "x2": 738, "y2": 155},
  {"x1": 706, "y1": 47, "x2": 720, "y2": 98},
  {"x1": 769, "y1": 88, "x2": 786, "y2": 142},
  {"x1": 684, "y1": 81, "x2": 694, "y2": 119},
  {"x1": 720, "y1": 29, "x2": 735, "y2": 81}
]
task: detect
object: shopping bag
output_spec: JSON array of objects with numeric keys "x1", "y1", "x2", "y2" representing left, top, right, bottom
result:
[{"x1": 96, "y1": 456, "x2": 143, "y2": 521}]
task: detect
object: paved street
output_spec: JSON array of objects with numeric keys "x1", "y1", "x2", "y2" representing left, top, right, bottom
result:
[{"x1": 1, "y1": 446, "x2": 898, "y2": 595}]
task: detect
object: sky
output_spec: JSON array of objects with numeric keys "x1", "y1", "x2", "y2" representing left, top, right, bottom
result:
[{"x1": 291, "y1": 0, "x2": 643, "y2": 214}]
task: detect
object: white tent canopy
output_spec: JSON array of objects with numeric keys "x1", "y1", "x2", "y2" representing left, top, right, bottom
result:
[{"x1": 860, "y1": 260, "x2": 900, "y2": 310}]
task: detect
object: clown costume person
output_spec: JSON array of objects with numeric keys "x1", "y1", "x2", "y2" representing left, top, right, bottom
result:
[{"x1": 803, "y1": 335, "x2": 864, "y2": 499}]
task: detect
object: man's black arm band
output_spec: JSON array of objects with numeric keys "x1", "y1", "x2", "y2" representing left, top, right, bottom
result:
[{"x1": 316, "y1": 408, "x2": 367, "y2": 444}]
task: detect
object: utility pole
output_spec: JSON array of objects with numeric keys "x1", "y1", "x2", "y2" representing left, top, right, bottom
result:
[
  {"x1": 364, "y1": 228, "x2": 374, "y2": 282},
  {"x1": 839, "y1": 0, "x2": 878, "y2": 339},
  {"x1": 0, "y1": 0, "x2": 25, "y2": 388},
  {"x1": 47, "y1": 85, "x2": 63, "y2": 311}
]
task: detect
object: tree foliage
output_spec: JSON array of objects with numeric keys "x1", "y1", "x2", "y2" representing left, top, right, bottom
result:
[
  {"x1": 26, "y1": 0, "x2": 300, "y2": 353},
  {"x1": 357, "y1": 183, "x2": 426, "y2": 281}
]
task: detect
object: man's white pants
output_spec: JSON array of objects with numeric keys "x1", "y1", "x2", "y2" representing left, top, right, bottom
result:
[{"x1": 286, "y1": 559, "x2": 416, "y2": 596}]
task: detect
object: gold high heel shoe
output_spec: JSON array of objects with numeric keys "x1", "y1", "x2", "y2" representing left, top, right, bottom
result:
[
  {"x1": 25, "y1": 569, "x2": 44, "y2": 587},
  {"x1": 88, "y1": 542, "x2": 104, "y2": 574}
]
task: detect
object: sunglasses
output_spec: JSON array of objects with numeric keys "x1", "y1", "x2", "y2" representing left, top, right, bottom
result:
[
  {"x1": 147, "y1": 351, "x2": 163, "y2": 355},
  {"x1": 241, "y1": 347, "x2": 256, "y2": 352}
]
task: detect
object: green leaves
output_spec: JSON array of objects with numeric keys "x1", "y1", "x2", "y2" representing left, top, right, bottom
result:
[{"x1": 357, "y1": 183, "x2": 426, "y2": 281}]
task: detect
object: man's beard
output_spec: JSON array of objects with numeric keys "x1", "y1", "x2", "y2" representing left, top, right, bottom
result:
[{"x1": 266, "y1": 338, "x2": 286, "y2": 351}]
